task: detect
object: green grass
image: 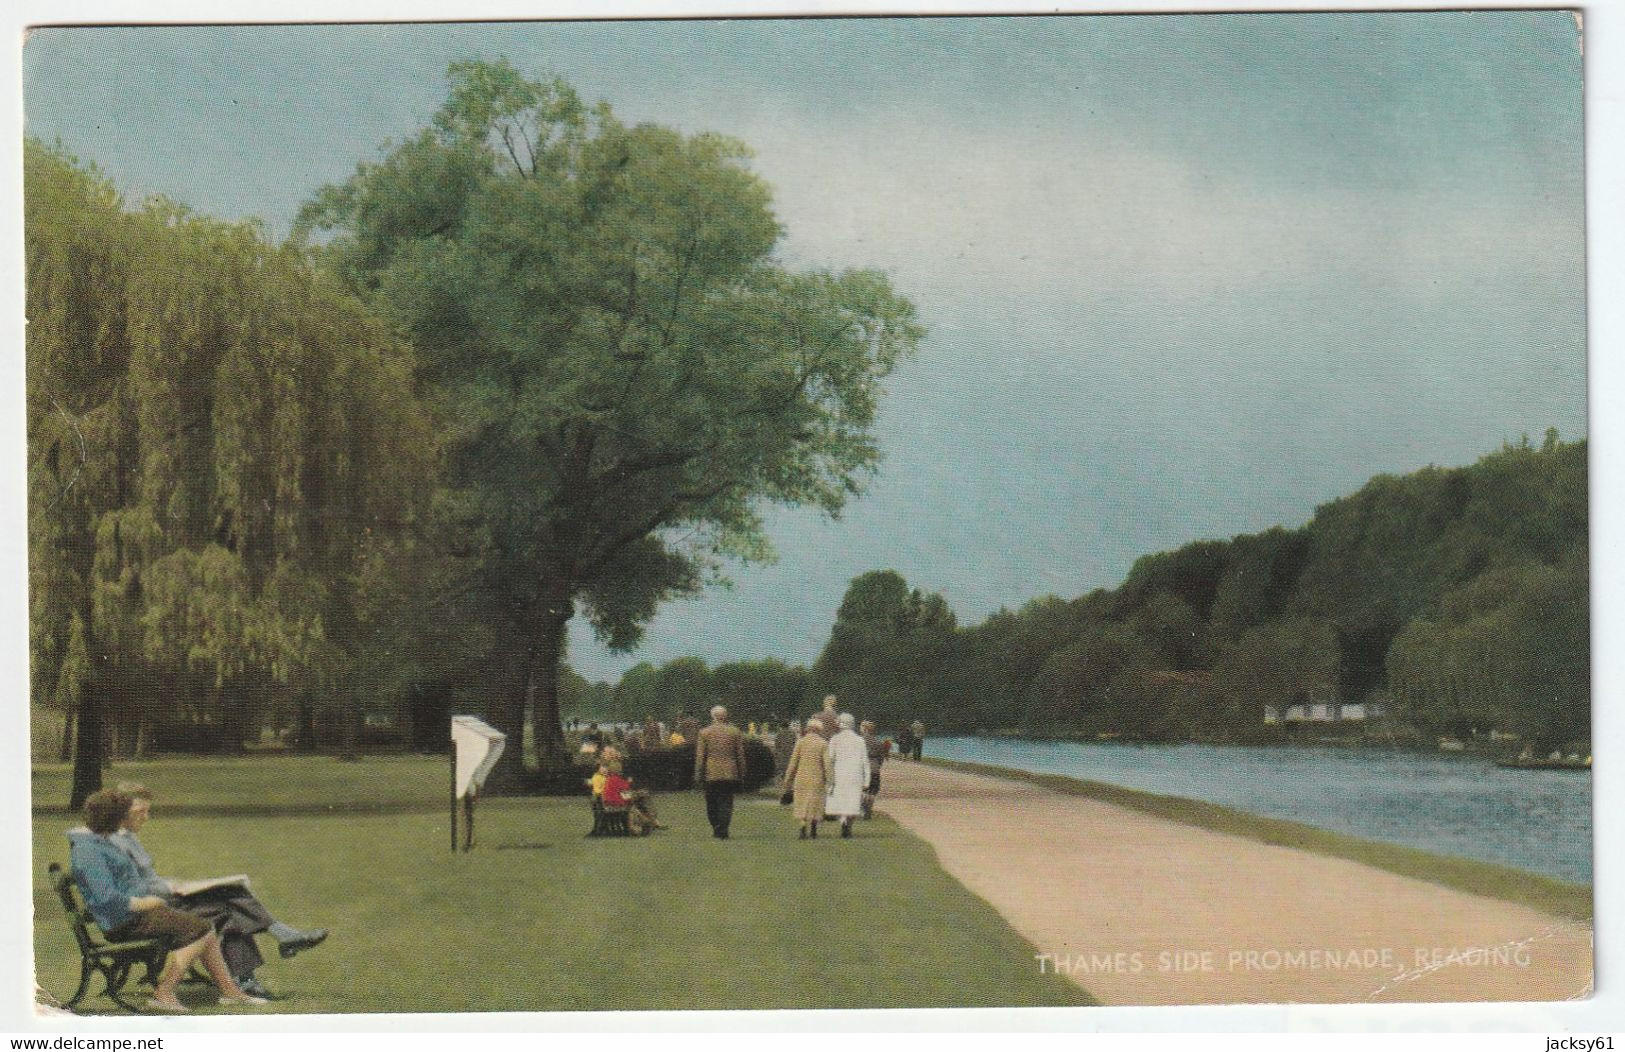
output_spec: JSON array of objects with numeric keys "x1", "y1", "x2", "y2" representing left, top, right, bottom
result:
[
  {"x1": 925, "y1": 757, "x2": 1593, "y2": 923},
  {"x1": 32, "y1": 755, "x2": 449, "y2": 815},
  {"x1": 34, "y1": 756, "x2": 1092, "y2": 1014}
]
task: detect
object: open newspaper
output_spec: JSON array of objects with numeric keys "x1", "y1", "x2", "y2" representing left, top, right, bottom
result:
[{"x1": 170, "y1": 874, "x2": 250, "y2": 897}]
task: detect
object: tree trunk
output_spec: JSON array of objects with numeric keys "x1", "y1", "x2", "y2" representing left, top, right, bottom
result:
[
  {"x1": 59, "y1": 704, "x2": 76, "y2": 763},
  {"x1": 295, "y1": 693, "x2": 316, "y2": 753},
  {"x1": 480, "y1": 636, "x2": 534, "y2": 795},
  {"x1": 68, "y1": 672, "x2": 104, "y2": 811},
  {"x1": 338, "y1": 685, "x2": 363, "y2": 762},
  {"x1": 531, "y1": 602, "x2": 573, "y2": 772},
  {"x1": 218, "y1": 680, "x2": 250, "y2": 754}
]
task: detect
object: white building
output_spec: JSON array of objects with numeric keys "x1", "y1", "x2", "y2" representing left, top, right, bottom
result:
[{"x1": 1265, "y1": 697, "x2": 1384, "y2": 724}]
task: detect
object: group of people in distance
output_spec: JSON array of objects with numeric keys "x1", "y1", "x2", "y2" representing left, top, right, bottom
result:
[
  {"x1": 66, "y1": 784, "x2": 328, "y2": 1012},
  {"x1": 595, "y1": 698, "x2": 924, "y2": 841},
  {"x1": 782, "y1": 695, "x2": 901, "y2": 839}
]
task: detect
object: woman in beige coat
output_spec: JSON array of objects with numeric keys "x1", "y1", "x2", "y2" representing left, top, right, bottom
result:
[{"x1": 782, "y1": 720, "x2": 831, "y2": 839}]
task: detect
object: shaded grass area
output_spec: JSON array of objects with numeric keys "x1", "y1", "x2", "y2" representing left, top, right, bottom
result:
[
  {"x1": 924, "y1": 758, "x2": 1593, "y2": 923},
  {"x1": 34, "y1": 757, "x2": 1092, "y2": 1014}
]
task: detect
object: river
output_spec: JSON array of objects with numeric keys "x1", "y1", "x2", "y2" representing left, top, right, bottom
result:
[{"x1": 926, "y1": 737, "x2": 1593, "y2": 884}]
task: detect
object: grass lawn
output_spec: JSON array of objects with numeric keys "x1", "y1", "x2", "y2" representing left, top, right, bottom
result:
[
  {"x1": 925, "y1": 758, "x2": 1593, "y2": 923},
  {"x1": 33, "y1": 756, "x2": 1092, "y2": 1015}
]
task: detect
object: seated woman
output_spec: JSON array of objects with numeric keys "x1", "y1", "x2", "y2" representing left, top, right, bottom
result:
[
  {"x1": 105, "y1": 784, "x2": 326, "y2": 999},
  {"x1": 600, "y1": 769, "x2": 662, "y2": 835},
  {"x1": 68, "y1": 789, "x2": 268, "y2": 1013}
]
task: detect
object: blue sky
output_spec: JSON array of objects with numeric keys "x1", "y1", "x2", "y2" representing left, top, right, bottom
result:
[{"x1": 23, "y1": 13, "x2": 1587, "y2": 680}]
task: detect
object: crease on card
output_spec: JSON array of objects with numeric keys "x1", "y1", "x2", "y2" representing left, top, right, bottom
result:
[{"x1": 1363, "y1": 923, "x2": 1587, "y2": 1001}]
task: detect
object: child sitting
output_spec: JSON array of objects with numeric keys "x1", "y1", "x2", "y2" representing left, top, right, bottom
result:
[{"x1": 585, "y1": 763, "x2": 609, "y2": 836}]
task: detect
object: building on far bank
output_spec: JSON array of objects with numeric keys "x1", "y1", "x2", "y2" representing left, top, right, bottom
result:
[{"x1": 1264, "y1": 694, "x2": 1386, "y2": 725}]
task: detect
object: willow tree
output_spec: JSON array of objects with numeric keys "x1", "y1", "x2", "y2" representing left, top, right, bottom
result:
[
  {"x1": 299, "y1": 60, "x2": 921, "y2": 786},
  {"x1": 26, "y1": 140, "x2": 430, "y2": 805}
]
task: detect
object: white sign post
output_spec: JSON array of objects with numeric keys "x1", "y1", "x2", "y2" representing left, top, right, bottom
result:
[{"x1": 450, "y1": 715, "x2": 507, "y2": 852}]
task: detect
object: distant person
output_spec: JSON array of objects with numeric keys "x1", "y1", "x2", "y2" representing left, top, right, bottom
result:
[
  {"x1": 694, "y1": 705, "x2": 749, "y2": 839},
  {"x1": 909, "y1": 720, "x2": 926, "y2": 760},
  {"x1": 586, "y1": 762, "x2": 609, "y2": 835},
  {"x1": 825, "y1": 714, "x2": 871, "y2": 838},
  {"x1": 896, "y1": 725, "x2": 916, "y2": 761},
  {"x1": 783, "y1": 718, "x2": 831, "y2": 839},
  {"x1": 772, "y1": 722, "x2": 798, "y2": 778},
  {"x1": 676, "y1": 713, "x2": 701, "y2": 744},
  {"x1": 96, "y1": 783, "x2": 325, "y2": 1000},
  {"x1": 68, "y1": 789, "x2": 270, "y2": 1012},
  {"x1": 811, "y1": 695, "x2": 841, "y2": 739},
  {"x1": 641, "y1": 716, "x2": 662, "y2": 751},
  {"x1": 860, "y1": 720, "x2": 889, "y2": 819}
]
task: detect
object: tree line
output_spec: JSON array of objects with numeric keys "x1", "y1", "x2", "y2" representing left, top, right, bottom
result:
[
  {"x1": 28, "y1": 59, "x2": 920, "y2": 803},
  {"x1": 555, "y1": 432, "x2": 1586, "y2": 751},
  {"x1": 801, "y1": 433, "x2": 1588, "y2": 748}
]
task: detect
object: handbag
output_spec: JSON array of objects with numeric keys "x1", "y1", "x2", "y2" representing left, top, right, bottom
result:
[{"x1": 779, "y1": 788, "x2": 793, "y2": 806}]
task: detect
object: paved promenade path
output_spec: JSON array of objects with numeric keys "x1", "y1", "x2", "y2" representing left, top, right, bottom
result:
[{"x1": 879, "y1": 761, "x2": 1592, "y2": 1006}]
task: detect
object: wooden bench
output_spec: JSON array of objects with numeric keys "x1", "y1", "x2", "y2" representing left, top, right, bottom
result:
[{"x1": 47, "y1": 862, "x2": 167, "y2": 1013}]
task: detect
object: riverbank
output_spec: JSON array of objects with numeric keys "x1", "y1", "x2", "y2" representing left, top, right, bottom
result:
[
  {"x1": 879, "y1": 760, "x2": 1592, "y2": 1005},
  {"x1": 923, "y1": 737, "x2": 1593, "y2": 884}
]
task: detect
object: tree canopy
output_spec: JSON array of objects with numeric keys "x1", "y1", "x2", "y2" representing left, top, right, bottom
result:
[
  {"x1": 298, "y1": 60, "x2": 922, "y2": 785},
  {"x1": 26, "y1": 140, "x2": 434, "y2": 804}
]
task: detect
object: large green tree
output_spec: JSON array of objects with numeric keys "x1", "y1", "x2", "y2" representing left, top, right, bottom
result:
[{"x1": 299, "y1": 60, "x2": 921, "y2": 786}]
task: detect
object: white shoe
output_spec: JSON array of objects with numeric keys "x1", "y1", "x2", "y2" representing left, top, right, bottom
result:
[{"x1": 219, "y1": 993, "x2": 269, "y2": 1006}]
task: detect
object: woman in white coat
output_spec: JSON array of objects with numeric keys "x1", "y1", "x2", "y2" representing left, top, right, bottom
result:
[{"x1": 824, "y1": 713, "x2": 872, "y2": 838}]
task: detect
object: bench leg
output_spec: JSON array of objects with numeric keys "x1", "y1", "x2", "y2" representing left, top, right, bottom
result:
[
  {"x1": 62, "y1": 961, "x2": 94, "y2": 1010},
  {"x1": 103, "y1": 962, "x2": 145, "y2": 1014}
]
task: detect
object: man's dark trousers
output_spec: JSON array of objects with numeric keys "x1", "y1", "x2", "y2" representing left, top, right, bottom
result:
[{"x1": 703, "y1": 780, "x2": 740, "y2": 838}]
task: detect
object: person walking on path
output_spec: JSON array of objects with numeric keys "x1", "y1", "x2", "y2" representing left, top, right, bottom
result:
[
  {"x1": 825, "y1": 714, "x2": 871, "y2": 838},
  {"x1": 810, "y1": 695, "x2": 841, "y2": 739},
  {"x1": 694, "y1": 705, "x2": 749, "y2": 839},
  {"x1": 909, "y1": 719, "x2": 927, "y2": 760},
  {"x1": 783, "y1": 718, "x2": 830, "y2": 839},
  {"x1": 859, "y1": 720, "x2": 889, "y2": 819}
]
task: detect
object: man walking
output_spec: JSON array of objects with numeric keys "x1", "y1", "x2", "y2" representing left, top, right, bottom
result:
[
  {"x1": 859, "y1": 719, "x2": 888, "y2": 819},
  {"x1": 909, "y1": 719, "x2": 927, "y2": 761},
  {"x1": 695, "y1": 705, "x2": 749, "y2": 839}
]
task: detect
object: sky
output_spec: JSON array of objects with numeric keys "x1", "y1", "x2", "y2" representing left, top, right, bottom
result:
[{"x1": 21, "y1": 13, "x2": 1588, "y2": 681}]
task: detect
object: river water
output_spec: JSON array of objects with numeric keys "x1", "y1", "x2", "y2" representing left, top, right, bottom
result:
[{"x1": 927, "y1": 737, "x2": 1593, "y2": 884}]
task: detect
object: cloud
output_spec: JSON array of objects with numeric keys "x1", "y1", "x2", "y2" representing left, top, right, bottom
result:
[{"x1": 742, "y1": 115, "x2": 1581, "y2": 311}]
